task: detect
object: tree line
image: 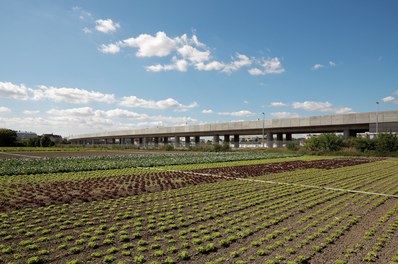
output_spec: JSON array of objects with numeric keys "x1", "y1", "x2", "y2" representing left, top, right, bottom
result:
[{"x1": 0, "y1": 128, "x2": 60, "y2": 147}]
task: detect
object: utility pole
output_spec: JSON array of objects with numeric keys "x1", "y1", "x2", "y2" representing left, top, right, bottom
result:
[
  {"x1": 376, "y1": 101, "x2": 379, "y2": 136},
  {"x1": 262, "y1": 112, "x2": 265, "y2": 148}
]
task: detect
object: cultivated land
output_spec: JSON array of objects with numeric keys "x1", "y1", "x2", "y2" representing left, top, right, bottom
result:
[{"x1": 0, "y1": 151, "x2": 398, "y2": 264}]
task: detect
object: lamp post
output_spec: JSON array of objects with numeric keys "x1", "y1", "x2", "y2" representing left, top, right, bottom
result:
[
  {"x1": 262, "y1": 112, "x2": 265, "y2": 148},
  {"x1": 376, "y1": 101, "x2": 379, "y2": 135}
]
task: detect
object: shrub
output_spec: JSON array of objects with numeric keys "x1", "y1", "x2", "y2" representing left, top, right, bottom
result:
[
  {"x1": 305, "y1": 133, "x2": 344, "y2": 151},
  {"x1": 375, "y1": 133, "x2": 398, "y2": 153},
  {"x1": 353, "y1": 136, "x2": 376, "y2": 152}
]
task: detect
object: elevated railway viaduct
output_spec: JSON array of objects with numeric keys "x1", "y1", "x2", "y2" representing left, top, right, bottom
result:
[{"x1": 68, "y1": 110, "x2": 398, "y2": 148}]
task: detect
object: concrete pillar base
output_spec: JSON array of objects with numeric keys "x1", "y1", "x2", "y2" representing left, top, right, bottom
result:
[
  {"x1": 267, "y1": 132, "x2": 273, "y2": 148},
  {"x1": 233, "y1": 135, "x2": 240, "y2": 148}
]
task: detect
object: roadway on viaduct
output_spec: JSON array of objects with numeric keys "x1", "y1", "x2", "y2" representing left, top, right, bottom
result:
[{"x1": 68, "y1": 110, "x2": 398, "y2": 148}]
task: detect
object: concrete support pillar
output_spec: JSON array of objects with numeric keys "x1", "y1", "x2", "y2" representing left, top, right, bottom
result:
[
  {"x1": 233, "y1": 135, "x2": 240, "y2": 148},
  {"x1": 286, "y1": 133, "x2": 292, "y2": 142},
  {"x1": 267, "y1": 132, "x2": 274, "y2": 148},
  {"x1": 91, "y1": 139, "x2": 95, "y2": 145},
  {"x1": 163, "y1": 137, "x2": 168, "y2": 145},
  {"x1": 185, "y1": 136, "x2": 191, "y2": 147},
  {"x1": 194, "y1": 136, "x2": 200, "y2": 146},
  {"x1": 224, "y1": 135, "x2": 230, "y2": 144},
  {"x1": 154, "y1": 137, "x2": 159, "y2": 147},
  {"x1": 213, "y1": 135, "x2": 220, "y2": 144},
  {"x1": 175, "y1": 136, "x2": 180, "y2": 147},
  {"x1": 276, "y1": 133, "x2": 283, "y2": 148},
  {"x1": 143, "y1": 137, "x2": 148, "y2": 147},
  {"x1": 344, "y1": 129, "x2": 357, "y2": 139}
]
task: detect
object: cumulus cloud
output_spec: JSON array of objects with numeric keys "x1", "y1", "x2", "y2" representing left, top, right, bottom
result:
[
  {"x1": 382, "y1": 96, "x2": 395, "y2": 103},
  {"x1": 271, "y1": 112, "x2": 300, "y2": 118},
  {"x1": 292, "y1": 101, "x2": 353, "y2": 114},
  {"x1": 248, "y1": 57, "x2": 285, "y2": 75},
  {"x1": 31, "y1": 86, "x2": 116, "y2": 104},
  {"x1": 23, "y1": 110, "x2": 40, "y2": 115},
  {"x1": 29, "y1": 107, "x2": 196, "y2": 135},
  {"x1": 202, "y1": 109, "x2": 214, "y2": 114},
  {"x1": 121, "y1": 31, "x2": 177, "y2": 57},
  {"x1": 218, "y1": 110, "x2": 255, "y2": 117},
  {"x1": 0, "y1": 81, "x2": 29, "y2": 100},
  {"x1": 177, "y1": 45, "x2": 211, "y2": 63},
  {"x1": 119, "y1": 96, "x2": 198, "y2": 111},
  {"x1": 146, "y1": 58, "x2": 189, "y2": 72},
  {"x1": 270, "y1": 102, "x2": 287, "y2": 107},
  {"x1": 312, "y1": 64, "x2": 324, "y2": 70},
  {"x1": 100, "y1": 31, "x2": 283, "y2": 75},
  {"x1": 95, "y1": 19, "x2": 120, "y2": 33},
  {"x1": 99, "y1": 43, "x2": 120, "y2": 54},
  {"x1": 0, "y1": 106, "x2": 11, "y2": 113}
]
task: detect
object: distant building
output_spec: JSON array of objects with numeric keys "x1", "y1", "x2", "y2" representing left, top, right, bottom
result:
[{"x1": 16, "y1": 131, "x2": 38, "y2": 139}]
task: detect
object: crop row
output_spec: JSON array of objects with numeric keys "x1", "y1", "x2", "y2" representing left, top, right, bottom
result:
[
  {"x1": 0, "y1": 152, "x2": 301, "y2": 176},
  {"x1": 0, "y1": 158, "x2": 381, "y2": 212},
  {"x1": 1, "y1": 158, "x2": 398, "y2": 263}
]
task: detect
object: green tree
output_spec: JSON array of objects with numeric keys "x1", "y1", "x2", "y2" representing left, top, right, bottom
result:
[
  {"x1": 40, "y1": 135, "x2": 53, "y2": 147},
  {"x1": 353, "y1": 135, "x2": 376, "y2": 152},
  {"x1": 305, "y1": 133, "x2": 345, "y2": 151},
  {"x1": 375, "y1": 133, "x2": 398, "y2": 153},
  {"x1": 0, "y1": 128, "x2": 17, "y2": 146}
]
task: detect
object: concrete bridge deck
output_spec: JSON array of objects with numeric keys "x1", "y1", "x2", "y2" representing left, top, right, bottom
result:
[{"x1": 68, "y1": 110, "x2": 398, "y2": 148}]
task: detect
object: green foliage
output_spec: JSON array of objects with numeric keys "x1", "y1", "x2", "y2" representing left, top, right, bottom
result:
[
  {"x1": 26, "y1": 256, "x2": 44, "y2": 264},
  {"x1": 375, "y1": 133, "x2": 398, "y2": 153},
  {"x1": 305, "y1": 133, "x2": 345, "y2": 151},
  {"x1": 40, "y1": 135, "x2": 54, "y2": 147},
  {"x1": 352, "y1": 136, "x2": 376, "y2": 152},
  {"x1": 0, "y1": 128, "x2": 17, "y2": 147}
]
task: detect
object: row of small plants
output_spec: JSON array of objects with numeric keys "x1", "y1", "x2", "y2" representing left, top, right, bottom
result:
[
  {"x1": 0, "y1": 152, "x2": 300, "y2": 176},
  {"x1": 1, "y1": 157, "x2": 398, "y2": 263}
]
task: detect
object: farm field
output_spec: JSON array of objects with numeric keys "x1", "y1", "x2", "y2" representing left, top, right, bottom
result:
[{"x1": 1, "y1": 152, "x2": 398, "y2": 264}]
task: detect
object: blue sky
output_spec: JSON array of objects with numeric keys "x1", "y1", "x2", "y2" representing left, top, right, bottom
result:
[{"x1": 0, "y1": 0, "x2": 397, "y2": 137}]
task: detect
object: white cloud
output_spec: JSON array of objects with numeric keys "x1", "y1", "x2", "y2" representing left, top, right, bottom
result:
[
  {"x1": 146, "y1": 58, "x2": 189, "y2": 72},
  {"x1": 82, "y1": 27, "x2": 92, "y2": 34},
  {"x1": 202, "y1": 109, "x2": 214, "y2": 114},
  {"x1": 329, "y1": 61, "x2": 336, "y2": 67},
  {"x1": 382, "y1": 96, "x2": 395, "y2": 103},
  {"x1": 218, "y1": 110, "x2": 255, "y2": 117},
  {"x1": 222, "y1": 54, "x2": 252, "y2": 73},
  {"x1": 271, "y1": 112, "x2": 300, "y2": 119},
  {"x1": 177, "y1": 45, "x2": 210, "y2": 63},
  {"x1": 195, "y1": 61, "x2": 225, "y2": 71},
  {"x1": 121, "y1": 31, "x2": 177, "y2": 57},
  {"x1": 0, "y1": 106, "x2": 11, "y2": 113},
  {"x1": 270, "y1": 102, "x2": 287, "y2": 107},
  {"x1": 95, "y1": 19, "x2": 120, "y2": 33},
  {"x1": 99, "y1": 43, "x2": 121, "y2": 54},
  {"x1": 312, "y1": 64, "x2": 324, "y2": 70},
  {"x1": 119, "y1": 96, "x2": 198, "y2": 111},
  {"x1": 31, "y1": 86, "x2": 116, "y2": 104},
  {"x1": 0, "y1": 81, "x2": 29, "y2": 100},
  {"x1": 195, "y1": 53, "x2": 252, "y2": 73},
  {"x1": 23, "y1": 110, "x2": 40, "y2": 115},
  {"x1": 248, "y1": 57, "x2": 285, "y2": 75},
  {"x1": 101, "y1": 31, "x2": 282, "y2": 76},
  {"x1": 292, "y1": 101, "x2": 353, "y2": 114}
]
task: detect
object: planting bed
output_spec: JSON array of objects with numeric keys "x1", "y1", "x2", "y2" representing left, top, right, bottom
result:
[{"x1": 0, "y1": 152, "x2": 397, "y2": 264}]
